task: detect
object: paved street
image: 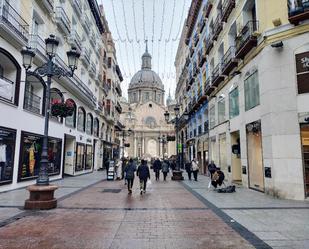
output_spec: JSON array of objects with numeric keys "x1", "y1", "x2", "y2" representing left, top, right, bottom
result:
[{"x1": 0, "y1": 171, "x2": 308, "y2": 249}]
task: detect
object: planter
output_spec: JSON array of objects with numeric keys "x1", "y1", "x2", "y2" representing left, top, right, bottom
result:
[{"x1": 51, "y1": 99, "x2": 75, "y2": 118}]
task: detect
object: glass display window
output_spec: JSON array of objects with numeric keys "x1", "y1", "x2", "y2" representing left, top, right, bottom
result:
[
  {"x1": 18, "y1": 131, "x2": 62, "y2": 181},
  {"x1": 0, "y1": 127, "x2": 16, "y2": 185},
  {"x1": 85, "y1": 144, "x2": 93, "y2": 170},
  {"x1": 75, "y1": 143, "x2": 85, "y2": 171}
]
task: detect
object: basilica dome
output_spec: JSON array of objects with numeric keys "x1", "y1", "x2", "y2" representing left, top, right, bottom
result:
[{"x1": 128, "y1": 46, "x2": 164, "y2": 91}]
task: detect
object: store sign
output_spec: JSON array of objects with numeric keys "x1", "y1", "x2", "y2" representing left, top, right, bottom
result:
[{"x1": 296, "y1": 51, "x2": 309, "y2": 94}]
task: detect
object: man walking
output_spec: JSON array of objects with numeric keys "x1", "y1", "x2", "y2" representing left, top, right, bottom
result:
[
  {"x1": 124, "y1": 158, "x2": 136, "y2": 194},
  {"x1": 161, "y1": 159, "x2": 170, "y2": 181},
  {"x1": 153, "y1": 157, "x2": 162, "y2": 181},
  {"x1": 185, "y1": 160, "x2": 192, "y2": 180},
  {"x1": 191, "y1": 158, "x2": 199, "y2": 181},
  {"x1": 137, "y1": 159, "x2": 150, "y2": 195}
]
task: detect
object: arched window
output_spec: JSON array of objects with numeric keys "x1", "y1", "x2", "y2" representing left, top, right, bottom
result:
[
  {"x1": 50, "y1": 88, "x2": 64, "y2": 122},
  {"x1": 93, "y1": 118, "x2": 99, "y2": 137},
  {"x1": 86, "y1": 113, "x2": 93, "y2": 135},
  {"x1": 24, "y1": 72, "x2": 46, "y2": 115},
  {"x1": 0, "y1": 48, "x2": 21, "y2": 105},
  {"x1": 65, "y1": 98, "x2": 77, "y2": 128},
  {"x1": 77, "y1": 107, "x2": 86, "y2": 131}
]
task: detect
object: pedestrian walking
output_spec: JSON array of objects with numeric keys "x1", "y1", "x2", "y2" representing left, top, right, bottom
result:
[
  {"x1": 104, "y1": 158, "x2": 109, "y2": 180},
  {"x1": 153, "y1": 157, "x2": 162, "y2": 181},
  {"x1": 185, "y1": 160, "x2": 192, "y2": 180},
  {"x1": 124, "y1": 158, "x2": 136, "y2": 194},
  {"x1": 161, "y1": 159, "x2": 170, "y2": 181},
  {"x1": 137, "y1": 159, "x2": 150, "y2": 195},
  {"x1": 191, "y1": 158, "x2": 199, "y2": 181}
]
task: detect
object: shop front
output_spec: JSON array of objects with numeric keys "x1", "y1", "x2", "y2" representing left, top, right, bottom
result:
[
  {"x1": 0, "y1": 127, "x2": 16, "y2": 185},
  {"x1": 103, "y1": 141, "x2": 113, "y2": 169},
  {"x1": 18, "y1": 131, "x2": 62, "y2": 182},
  {"x1": 75, "y1": 142, "x2": 94, "y2": 173},
  {"x1": 246, "y1": 121, "x2": 264, "y2": 192}
]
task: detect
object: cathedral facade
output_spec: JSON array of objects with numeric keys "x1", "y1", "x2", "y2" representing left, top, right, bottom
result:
[{"x1": 120, "y1": 47, "x2": 176, "y2": 159}]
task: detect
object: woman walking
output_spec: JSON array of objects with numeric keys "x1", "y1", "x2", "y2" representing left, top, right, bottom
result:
[
  {"x1": 191, "y1": 158, "x2": 199, "y2": 181},
  {"x1": 161, "y1": 159, "x2": 170, "y2": 181},
  {"x1": 185, "y1": 160, "x2": 192, "y2": 180},
  {"x1": 137, "y1": 159, "x2": 150, "y2": 195},
  {"x1": 124, "y1": 158, "x2": 136, "y2": 194}
]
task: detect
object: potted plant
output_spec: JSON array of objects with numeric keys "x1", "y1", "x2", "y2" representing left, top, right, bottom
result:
[{"x1": 51, "y1": 99, "x2": 75, "y2": 117}]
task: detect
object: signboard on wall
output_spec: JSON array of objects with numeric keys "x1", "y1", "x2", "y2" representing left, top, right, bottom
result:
[{"x1": 296, "y1": 51, "x2": 309, "y2": 94}]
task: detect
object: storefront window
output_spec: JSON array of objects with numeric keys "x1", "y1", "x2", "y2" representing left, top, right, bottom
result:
[
  {"x1": 245, "y1": 71, "x2": 260, "y2": 111},
  {"x1": 75, "y1": 143, "x2": 85, "y2": 171},
  {"x1": 218, "y1": 97, "x2": 226, "y2": 124},
  {"x1": 229, "y1": 87, "x2": 239, "y2": 118},
  {"x1": 93, "y1": 118, "x2": 99, "y2": 137},
  {"x1": 19, "y1": 132, "x2": 62, "y2": 181},
  {"x1": 65, "y1": 99, "x2": 76, "y2": 128},
  {"x1": 85, "y1": 145, "x2": 93, "y2": 170},
  {"x1": 0, "y1": 127, "x2": 16, "y2": 185}
]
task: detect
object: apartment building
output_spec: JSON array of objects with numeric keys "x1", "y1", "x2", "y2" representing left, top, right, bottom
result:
[
  {"x1": 0, "y1": 0, "x2": 123, "y2": 191},
  {"x1": 175, "y1": 0, "x2": 309, "y2": 200}
]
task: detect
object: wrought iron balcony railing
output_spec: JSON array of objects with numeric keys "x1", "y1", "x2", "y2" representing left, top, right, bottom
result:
[
  {"x1": 222, "y1": 0, "x2": 235, "y2": 22},
  {"x1": 0, "y1": 75, "x2": 14, "y2": 102},
  {"x1": 24, "y1": 90, "x2": 41, "y2": 114},
  {"x1": 0, "y1": 0, "x2": 29, "y2": 44},
  {"x1": 222, "y1": 46, "x2": 238, "y2": 75},
  {"x1": 213, "y1": 13, "x2": 223, "y2": 41},
  {"x1": 288, "y1": 1, "x2": 309, "y2": 25}
]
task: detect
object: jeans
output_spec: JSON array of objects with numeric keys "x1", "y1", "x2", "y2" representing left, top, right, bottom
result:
[
  {"x1": 193, "y1": 170, "x2": 198, "y2": 181},
  {"x1": 127, "y1": 178, "x2": 134, "y2": 191},
  {"x1": 155, "y1": 171, "x2": 160, "y2": 180},
  {"x1": 186, "y1": 170, "x2": 192, "y2": 180},
  {"x1": 163, "y1": 172, "x2": 168, "y2": 180},
  {"x1": 140, "y1": 179, "x2": 147, "y2": 191}
]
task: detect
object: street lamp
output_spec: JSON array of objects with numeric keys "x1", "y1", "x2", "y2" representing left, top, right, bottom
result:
[
  {"x1": 21, "y1": 34, "x2": 80, "y2": 209},
  {"x1": 164, "y1": 105, "x2": 189, "y2": 180},
  {"x1": 158, "y1": 135, "x2": 168, "y2": 158}
]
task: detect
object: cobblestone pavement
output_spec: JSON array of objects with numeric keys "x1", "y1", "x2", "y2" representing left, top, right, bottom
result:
[{"x1": 0, "y1": 173, "x2": 259, "y2": 249}]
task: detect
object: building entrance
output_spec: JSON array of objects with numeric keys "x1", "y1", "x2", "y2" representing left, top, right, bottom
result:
[
  {"x1": 300, "y1": 125, "x2": 309, "y2": 197},
  {"x1": 231, "y1": 131, "x2": 242, "y2": 184}
]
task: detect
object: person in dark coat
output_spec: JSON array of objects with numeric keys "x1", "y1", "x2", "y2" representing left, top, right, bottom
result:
[
  {"x1": 161, "y1": 160, "x2": 170, "y2": 181},
  {"x1": 185, "y1": 160, "x2": 192, "y2": 180},
  {"x1": 170, "y1": 160, "x2": 176, "y2": 171},
  {"x1": 137, "y1": 159, "x2": 150, "y2": 194},
  {"x1": 104, "y1": 158, "x2": 109, "y2": 180},
  {"x1": 153, "y1": 158, "x2": 162, "y2": 181},
  {"x1": 208, "y1": 161, "x2": 217, "y2": 179},
  {"x1": 124, "y1": 158, "x2": 136, "y2": 194}
]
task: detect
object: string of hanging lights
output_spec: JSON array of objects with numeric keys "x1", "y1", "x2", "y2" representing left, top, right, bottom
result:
[
  {"x1": 121, "y1": 0, "x2": 133, "y2": 43},
  {"x1": 131, "y1": 0, "x2": 140, "y2": 43},
  {"x1": 165, "y1": 0, "x2": 176, "y2": 43},
  {"x1": 124, "y1": 40, "x2": 132, "y2": 77},
  {"x1": 142, "y1": 0, "x2": 146, "y2": 41},
  {"x1": 159, "y1": 0, "x2": 166, "y2": 41},
  {"x1": 173, "y1": 0, "x2": 187, "y2": 41}
]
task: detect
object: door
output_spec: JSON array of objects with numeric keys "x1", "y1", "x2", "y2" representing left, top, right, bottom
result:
[
  {"x1": 231, "y1": 131, "x2": 242, "y2": 184},
  {"x1": 247, "y1": 121, "x2": 264, "y2": 191},
  {"x1": 301, "y1": 125, "x2": 309, "y2": 197}
]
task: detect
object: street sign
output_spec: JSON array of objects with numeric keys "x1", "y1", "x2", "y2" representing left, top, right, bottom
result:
[
  {"x1": 167, "y1": 135, "x2": 175, "y2": 141},
  {"x1": 124, "y1": 143, "x2": 130, "y2": 147}
]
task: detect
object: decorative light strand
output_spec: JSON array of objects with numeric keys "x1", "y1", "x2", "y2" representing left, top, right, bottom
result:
[
  {"x1": 116, "y1": 42, "x2": 128, "y2": 78},
  {"x1": 142, "y1": 0, "x2": 146, "y2": 41},
  {"x1": 159, "y1": 0, "x2": 166, "y2": 41},
  {"x1": 124, "y1": 40, "x2": 132, "y2": 77},
  {"x1": 111, "y1": 0, "x2": 126, "y2": 42},
  {"x1": 121, "y1": 0, "x2": 133, "y2": 43},
  {"x1": 165, "y1": 0, "x2": 176, "y2": 42},
  {"x1": 173, "y1": 0, "x2": 186, "y2": 41},
  {"x1": 132, "y1": 0, "x2": 140, "y2": 43}
]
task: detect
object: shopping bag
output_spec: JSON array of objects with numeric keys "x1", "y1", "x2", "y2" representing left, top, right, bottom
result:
[{"x1": 147, "y1": 179, "x2": 152, "y2": 185}]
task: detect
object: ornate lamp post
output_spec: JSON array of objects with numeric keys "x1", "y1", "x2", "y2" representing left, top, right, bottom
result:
[
  {"x1": 21, "y1": 34, "x2": 80, "y2": 209},
  {"x1": 158, "y1": 135, "x2": 168, "y2": 158},
  {"x1": 164, "y1": 106, "x2": 189, "y2": 180}
]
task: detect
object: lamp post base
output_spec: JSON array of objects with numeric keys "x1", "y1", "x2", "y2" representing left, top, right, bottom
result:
[
  {"x1": 171, "y1": 170, "x2": 184, "y2": 181},
  {"x1": 24, "y1": 185, "x2": 58, "y2": 210}
]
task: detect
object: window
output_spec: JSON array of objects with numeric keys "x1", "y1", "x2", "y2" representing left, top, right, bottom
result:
[
  {"x1": 209, "y1": 105, "x2": 216, "y2": 129},
  {"x1": 218, "y1": 97, "x2": 226, "y2": 124},
  {"x1": 107, "y1": 57, "x2": 112, "y2": 68},
  {"x1": 145, "y1": 92, "x2": 149, "y2": 101},
  {"x1": 229, "y1": 87, "x2": 239, "y2": 118},
  {"x1": 86, "y1": 113, "x2": 93, "y2": 135},
  {"x1": 93, "y1": 118, "x2": 99, "y2": 137},
  {"x1": 85, "y1": 145, "x2": 93, "y2": 170},
  {"x1": 65, "y1": 99, "x2": 76, "y2": 128},
  {"x1": 0, "y1": 48, "x2": 21, "y2": 105},
  {"x1": 77, "y1": 107, "x2": 86, "y2": 131},
  {"x1": 245, "y1": 70, "x2": 260, "y2": 111}
]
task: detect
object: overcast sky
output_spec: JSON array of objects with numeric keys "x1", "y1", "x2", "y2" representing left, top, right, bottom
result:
[{"x1": 98, "y1": 0, "x2": 191, "y2": 99}]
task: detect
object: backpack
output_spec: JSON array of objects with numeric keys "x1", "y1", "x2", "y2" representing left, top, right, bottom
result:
[{"x1": 217, "y1": 185, "x2": 236, "y2": 193}]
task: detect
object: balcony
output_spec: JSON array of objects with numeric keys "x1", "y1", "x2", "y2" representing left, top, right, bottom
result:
[
  {"x1": 204, "y1": 0, "x2": 213, "y2": 18},
  {"x1": 204, "y1": 77, "x2": 215, "y2": 96},
  {"x1": 222, "y1": 0, "x2": 235, "y2": 22},
  {"x1": 185, "y1": 56, "x2": 191, "y2": 67},
  {"x1": 194, "y1": 33, "x2": 199, "y2": 47},
  {"x1": 29, "y1": 34, "x2": 47, "y2": 63},
  {"x1": 103, "y1": 82, "x2": 110, "y2": 95},
  {"x1": 288, "y1": 1, "x2": 309, "y2": 25},
  {"x1": 198, "y1": 48, "x2": 206, "y2": 67},
  {"x1": 55, "y1": 7, "x2": 71, "y2": 35},
  {"x1": 71, "y1": 0, "x2": 82, "y2": 16},
  {"x1": 23, "y1": 90, "x2": 41, "y2": 114},
  {"x1": 115, "y1": 102, "x2": 122, "y2": 114},
  {"x1": 89, "y1": 62, "x2": 96, "y2": 78},
  {"x1": 205, "y1": 33, "x2": 214, "y2": 55},
  {"x1": 0, "y1": 75, "x2": 14, "y2": 102},
  {"x1": 81, "y1": 14, "x2": 91, "y2": 34},
  {"x1": 197, "y1": 87, "x2": 207, "y2": 105},
  {"x1": 199, "y1": 17, "x2": 206, "y2": 34},
  {"x1": 68, "y1": 30, "x2": 82, "y2": 50},
  {"x1": 212, "y1": 63, "x2": 224, "y2": 87},
  {"x1": 235, "y1": 20, "x2": 259, "y2": 59},
  {"x1": 115, "y1": 83, "x2": 122, "y2": 96},
  {"x1": 213, "y1": 14, "x2": 223, "y2": 41},
  {"x1": 80, "y1": 47, "x2": 91, "y2": 66},
  {"x1": 190, "y1": 46, "x2": 195, "y2": 57},
  {"x1": 35, "y1": 0, "x2": 54, "y2": 13},
  {"x1": 90, "y1": 32, "x2": 96, "y2": 46},
  {"x1": 188, "y1": 73, "x2": 194, "y2": 85},
  {"x1": 0, "y1": 0, "x2": 29, "y2": 47},
  {"x1": 222, "y1": 46, "x2": 238, "y2": 75}
]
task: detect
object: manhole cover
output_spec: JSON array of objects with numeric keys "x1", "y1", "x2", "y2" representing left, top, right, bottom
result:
[{"x1": 102, "y1": 189, "x2": 122, "y2": 193}]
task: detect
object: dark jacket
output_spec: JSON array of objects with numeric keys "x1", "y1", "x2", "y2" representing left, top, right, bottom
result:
[
  {"x1": 137, "y1": 163, "x2": 150, "y2": 180},
  {"x1": 208, "y1": 163, "x2": 217, "y2": 174},
  {"x1": 153, "y1": 159, "x2": 162, "y2": 172},
  {"x1": 185, "y1": 162, "x2": 192, "y2": 172},
  {"x1": 124, "y1": 162, "x2": 136, "y2": 179}
]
